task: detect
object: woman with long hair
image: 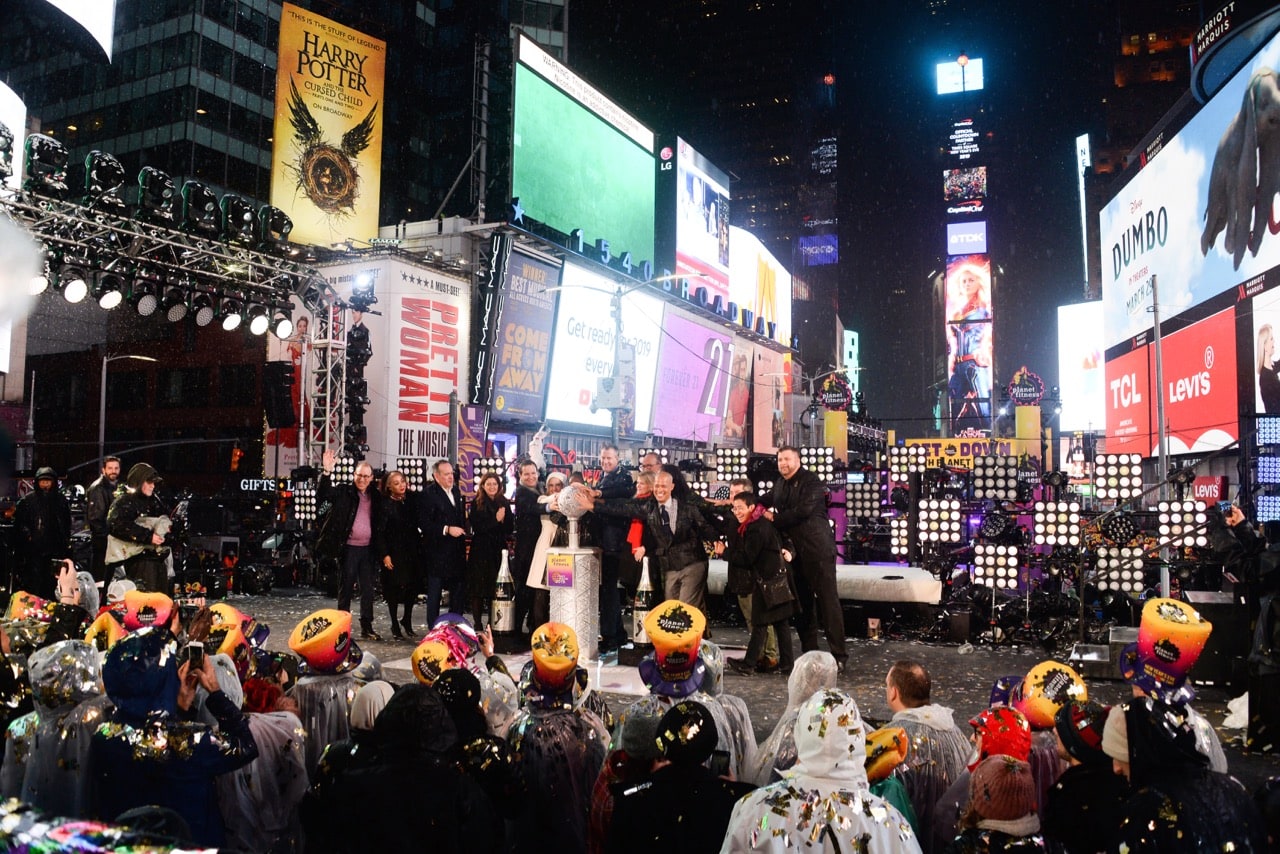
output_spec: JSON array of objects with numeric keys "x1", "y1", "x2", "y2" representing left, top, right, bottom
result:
[
  {"x1": 374, "y1": 470, "x2": 424, "y2": 639},
  {"x1": 466, "y1": 472, "x2": 513, "y2": 628},
  {"x1": 1259, "y1": 324, "x2": 1280, "y2": 413}
]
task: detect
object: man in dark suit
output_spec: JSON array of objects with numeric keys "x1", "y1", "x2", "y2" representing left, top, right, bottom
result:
[
  {"x1": 591, "y1": 444, "x2": 634, "y2": 651},
  {"x1": 419, "y1": 458, "x2": 467, "y2": 627},
  {"x1": 766, "y1": 445, "x2": 846, "y2": 671},
  {"x1": 630, "y1": 471, "x2": 718, "y2": 615},
  {"x1": 512, "y1": 460, "x2": 545, "y2": 635},
  {"x1": 85, "y1": 455, "x2": 121, "y2": 586},
  {"x1": 316, "y1": 449, "x2": 384, "y2": 639}
]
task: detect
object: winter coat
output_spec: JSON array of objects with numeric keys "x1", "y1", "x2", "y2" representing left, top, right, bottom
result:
[
  {"x1": 592, "y1": 467, "x2": 637, "y2": 554},
  {"x1": 1040, "y1": 762, "x2": 1128, "y2": 854},
  {"x1": 1107, "y1": 697, "x2": 1268, "y2": 852},
  {"x1": 467, "y1": 496, "x2": 514, "y2": 595},
  {"x1": 85, "y1": 475, "x2": 118, "y2": 538},
  {"x1": 607, "y1": 762, "x2": 755, "y2": 853},
  {"x1": 891, "y1": 704, "x2": 973, "y2": 854},
  {"x1": 722, "y1": 515, "x2": 795, "y2": 624},
  {"x1": 943, "y1": 824, "x2": 1055, "y2": 854},
  {"x1": 513, "y1": 484, "x2": 545, "y2": 575},
  {"x1": 721, "y1": 688, "x2": 921, "y2": 853},
  {"x1": 105, "y1": 489, "x2": 169, "y2": 549},
  {"x1": 14, "y1": 486, "x2": 71, "y2": 559},
  {"x1": 315, "y1": 475, "x2": 382, "y2": 561},
  {"x1": 301, "y1": 684, "x2": 502, "y2": 853},
  {"x1": 598, "y1": 494, "x2": 717, "y2": 577},
  {"x1": 91, "y1": 632, "x2": 258, "y2": 847},
  {"x1": 1, "y1": 640, "x2": 111, "y2": 818},
  {"x1": 420, "y1": 481, "x2": 468, "y2": 580},
  {"x1": 768, "y1": 467, "x2": 835, "y2": 561},
  {"x1": 374, "y1": 492, "x2": 424, "y2": 595}
]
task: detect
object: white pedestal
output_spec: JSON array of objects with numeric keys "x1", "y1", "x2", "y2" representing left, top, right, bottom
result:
[{"x1": 547, "y1": 546, "x2": 602, "y2": 662}]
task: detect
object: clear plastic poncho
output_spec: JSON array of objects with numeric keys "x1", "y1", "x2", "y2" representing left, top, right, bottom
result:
[
  {"x1": 216, "y1": 709, "x2": 309, "y2": 853},
  {"x1": 743, "y1": 651, "x2": 837, "y2": 786},
  {"x1": 293, "y1": 672, "x2": 357, "y2": 777},
  {"x1": 889, "y1": 703, "x2": 971, "y2": 854}
]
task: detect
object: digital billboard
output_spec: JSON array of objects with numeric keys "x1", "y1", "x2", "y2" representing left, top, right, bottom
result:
[
  {"x1": 753, "y1": 347, "x2": 787, "y2": 453},
  {"x1": 271, "y1": 3, "x2": 385, "y2": 247},
  {"x1": 947, "y1": 221, "x2": 988, "y2": 255},
  {"x1": 1159, "y1": 307, "x2": 1238, "y2": 453},
  {"x1": 513, "y1": 34, "x2": 656, "y2": 267},
  {"x1": 722, "y1": 340, "x2": 754, "y2": 448},
  {"x1": 42, "y1": 1, "x2": 116, "y2": 59},
  {"x1": 1, "y1": 83, "x2": 26, "y2": 193},
  {"x1": 936, "y1": 57, "x2": 985, "y2": 95},
  {"x1": 543, "y1": 262, "x2": 664, "y2": 433},
  {"x1": 651, "y1": 309, "x2": 740, "y2": 443},
  {"x1": 1057, "y1": 303, "x2": 1105, "y2": 432},
  {"x1": 945, "y1": 255, "x2": 993, "y2": 433},
  {"x1": 944, "y1": 167, "x2": 987, "y2": 203},
  {"x1": 675, "y1": 138, "x2": 730, "y2": 297},
  {"x1": 947, "y1": 118, "x2": 982, "y2": 161},
  {"x1": 1100, "y1": 28, "x2": 1280, "y2": 349},
  {"x1": 1252, "y1": 286, "x2": 1280, "y2": 415},
  {"x1": 729, "y1": 226, "x2": 793, "y2": 347},
  {"x1": 1104, "y1": 341, "x2": 1153, "y2": 454},
  {"x1": 798, "y1": 234, "x2": 838, "y2": 266},
  {"x1": 492, "y1": 250, "x2": 560, "y2": 421}
]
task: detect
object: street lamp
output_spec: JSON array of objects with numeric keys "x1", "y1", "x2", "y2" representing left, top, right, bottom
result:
[{"x1": 99, "y1": 354, "x2": 157, "y2": 463}]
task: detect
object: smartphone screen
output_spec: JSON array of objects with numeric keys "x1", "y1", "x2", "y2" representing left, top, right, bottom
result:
[{"x1": 184, "y1": 641, "x2": 204, "y2": 668}]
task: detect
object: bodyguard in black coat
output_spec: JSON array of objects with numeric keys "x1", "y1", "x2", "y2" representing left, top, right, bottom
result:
[
  {"x1": 419, "y1": 459, "x2": 468, "y2": 627},
  {"x1": 512, "y1": 461, "x2": 546, "y2": 635},
  {"x1": 14, "y1": 467, "x2": 72, "y2": 598},
  {"x1": 590, "y1": 445, "x2": 635, "y2": 650},
  {"x1": 766, "y1": 446, "x2": 846, "y2": 669}
]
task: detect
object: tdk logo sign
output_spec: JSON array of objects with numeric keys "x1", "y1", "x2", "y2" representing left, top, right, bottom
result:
[{"x1": 947, "y1": 221, "x2": 988, "y2": 255}]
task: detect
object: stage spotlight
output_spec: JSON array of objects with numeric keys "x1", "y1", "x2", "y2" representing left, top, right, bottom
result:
[
  {"x1": 258, "y1": 205, "x2": 294, "y2": 252},
  {"x1": 846, "y1": 482, "x2": 882, "y2": 520},
  {"x1": 1093, "y1": 453, "x2": 1142, "y2": 500},
  {"x1": 219, "y1": 296, "x2": 243, "y2": 331},
  {"x1": 890, "y1": 516, "x2": 910, "y2": 556},
  {"x1": 1167, "y1": 466, "x2": 1197, "y2": 486},
  {"x1": 917, "y1": 498, "x2": 962, "y2": 543},
  {"x1": 191, "y1": 292, "x2": 215, "y2": 327},
  {"x1": 1094, "y1": 545, "x2": 1144, "y2": 593},
  {"x1": 84, "y1": 150, "x2": 127, "y2": 210},
  {"x1": 23, "y1": 134, "x2": 69, "y2": 197},
  {"x1": 978, "y1": 508, "x2": 1014, "y2": 541},
  {"x1": 1032, "y1": 500, "x2": 1081, "y2": 546},
  {"x1": 137, "y1": 166, "x2": 175, "y2": 222},
  {"x1": 58, "y1": 264, "x2": 89, "y2": 303},
  {"x1": 220, "y1": 194, "x2": 257, "y2": 244},
  {"x1": 271, "y1": 309, "x2": 293, "y2": 339},
  {"x1": 973, "y1": 455, "x2": 1019, "y2": 501},
  {"x1": 350, "y1": 274, "x2": 377, "y2": 311},
  {"x1": 972, "y1": 543, "x2": 1019, "y2": 589},
  {"x1": 888, "y1": 445, "x2": 928, "y2": 479},
  {"x1": 0, "y1": 121, "x2": 12, "y2": 181},
  {"x1": 889, "y1": 485, "x2": 910, "y2": 512},
  {"x1": 1157, "y1": 499, "x2": 1207, "y2": 548},
  {"x1": 94, "y1": 272, "x2": 126, "y2": 309},
  {"x1": 129, "y1": 281, "x2": 158, "y2": 316},
  {"x1": 247, "y1": 304, "x2": 270, "y2": 335},
  {"x1": 180, "y1": 180, "x2": 220, "y2": 236},
  {"x1": 1100, "y1": 510, "x2": 1139, "y2": 546},
  {"x1": 161, "y1": 286, "x2": 188, "y2": 322},
  {"x1": 30, "y1": 259, "x2": 50, "y2": 296},
  {"x1": 1041, "y1": 470, "x2": 1067, "y2": 488},
  {"x1": 345, "y1": 377, "x2": 370, "y2": 407}
]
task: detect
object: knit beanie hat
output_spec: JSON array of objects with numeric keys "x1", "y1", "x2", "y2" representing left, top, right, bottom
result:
[
  {"x1": 969, "y1": 755, "x2": 1037, "y2": 821},
  {"x1": 1101, "y1": 703, "x2": 1129, "y2": 764},
  {"x1": 1054, "y1": 700, "x2": 1111, "y2": 765}
]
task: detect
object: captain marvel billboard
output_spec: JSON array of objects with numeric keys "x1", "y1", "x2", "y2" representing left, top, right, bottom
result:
[{"x1": 945, "y1": 254, "x2": 993, "y2": 433}]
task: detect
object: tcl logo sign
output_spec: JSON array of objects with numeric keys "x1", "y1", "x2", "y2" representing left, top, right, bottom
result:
[{"x1": 1110, "y1": 372, "x2": 1143, "y2": 408}]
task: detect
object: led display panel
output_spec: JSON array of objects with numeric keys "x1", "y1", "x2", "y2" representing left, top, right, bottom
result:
[
  {"x1": 1057, "y1": 303, "x2": 1105, "y2": 432},
  {"x1": 543, "y1": 262, "x2": 664, "y2": 433},
  {"x1": 944, "y1": 254, "x2": 993, "y2": 434},
  {"x1": 513, "y1": 34, "x2": 656, "y2": 267}
]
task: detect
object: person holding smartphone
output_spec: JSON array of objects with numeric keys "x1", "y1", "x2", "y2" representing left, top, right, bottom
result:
[{"x1": 1203, "y1": 501, "x2": 1263, "y2": 592}]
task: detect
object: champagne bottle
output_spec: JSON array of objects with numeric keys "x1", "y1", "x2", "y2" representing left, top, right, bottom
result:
[
  {"x1": 490, "y1": 549, "x2": 516, "y2": 634},
  {"x1": 632, "y1": 557, "x2": 656, "y2": 645}
]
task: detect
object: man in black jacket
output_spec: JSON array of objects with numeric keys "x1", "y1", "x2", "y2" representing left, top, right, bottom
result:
[
  {"x1": 591, "y1": 445, "x2": 634, "y2": 651},
  {"x1": 15, "y1": 467, "x2": 72, "y2": 598},
  {"x1": 512, "y1": 460, "x2": 545, "y2": 636},
  {"x1": 633, "y1": 471, "x2": 718, "y2": 614},
  {"x1": 419, "y1": 459, "x2": 467, "y2": 627},
  {"x1": 85, "y1": 456, "x2": 120, "y2": 586},
  {"x1": 317, "y1": 449, "x2": 384, "y2": 640},
  {"x1": 766, "y1": 446, "x2": 847, "y2": 670}
]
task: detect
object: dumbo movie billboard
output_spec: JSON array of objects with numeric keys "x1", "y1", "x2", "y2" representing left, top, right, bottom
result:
[{"x1": 1101, "y1": 29, "x2": 1280, "y2": 350}]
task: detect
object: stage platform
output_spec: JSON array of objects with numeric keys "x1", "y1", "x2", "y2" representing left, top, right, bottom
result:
[{"x1": 707, "y1": 559, "x2": 942, "y2": 605}]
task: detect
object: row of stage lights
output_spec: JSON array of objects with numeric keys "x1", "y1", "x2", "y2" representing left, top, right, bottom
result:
[{"x1": 4, "y1": 126, "x2": 307, "y2": 339}]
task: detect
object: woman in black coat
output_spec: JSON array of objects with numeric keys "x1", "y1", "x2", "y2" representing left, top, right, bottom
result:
[
  {"x1": 375, "y1": 470, "x2": 424, "y2": 639},
  {"x1": 466, "y1": 473, "x2": 514, "y2": 628},
  {"x1": 715, "y1": 491, "x2": 795, "y2": 677}
]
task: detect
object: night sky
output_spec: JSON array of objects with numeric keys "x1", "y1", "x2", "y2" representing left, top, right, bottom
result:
[{"x1": 569, "y1": 0, "x2": 1124, "y2": 432}]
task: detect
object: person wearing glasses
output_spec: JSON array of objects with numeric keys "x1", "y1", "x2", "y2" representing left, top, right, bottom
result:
[{"x1": 317, "y1": 449, "x2": 386, "y2": 640}]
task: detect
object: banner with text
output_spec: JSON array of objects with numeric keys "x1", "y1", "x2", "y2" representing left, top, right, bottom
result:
[
  {"x1": 271, "y1": 3, "x2": 385, "y2": 247},
  {"x1": 492, "y1": 250, "x2": 560, "y2": 421},
  {"x1": 651, "y1": 309, "x2": 736, "y2": 443}
]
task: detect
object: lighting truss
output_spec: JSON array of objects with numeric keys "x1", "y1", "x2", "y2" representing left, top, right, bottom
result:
[
  {"x1": 1032, "y1": 500, "x2": 1081, "y2": 547},
  {"x1": 1157, "y1": 500, "x2": 1208, "y2": 549},
  {"x1": 1094, "y1": 545, "x2": 1144, "y2": 593},
  {"x1": 917, "y1": 498, "x2": 962, "y2": 543},
  {"x1": 1094, "y1": 453, "x2": 1143, "y2": 500},
  {"x1": 846, "y1": 482, "x2": 882, "y2": 520},
  {"x1": 395, "y1": 457, "x2": 430, "y2": 491},
  {"x1": 973, "y1": 543, "x2": 1019, "y2": 589},
  {"x1": 890, "y1": 516, "x2": 910, "y2": 557},
  {"x1": 973, "y1": 455, "x2": 1018, "y2": 501},
  {"x1": 888, "y1": 445, "x2": 928, "y2": 480}
]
